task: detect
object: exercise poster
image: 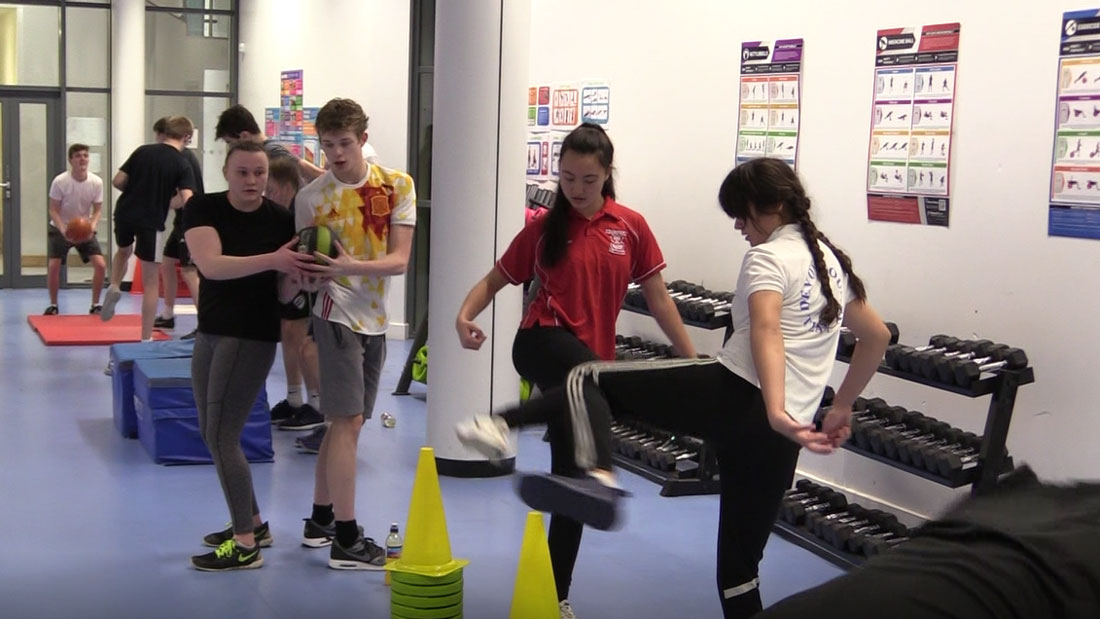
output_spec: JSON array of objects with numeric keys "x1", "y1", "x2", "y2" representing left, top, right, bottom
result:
[
  {"x1": 1049, "y1": 9, "x2": 1100, "y2": 239},
  {"x1": 280, "y1": 69, "x2": 303, "y2": 138},
  {"x1": 302, "y1": 107, "x2": 321, "y2": 166},
  {"x1": 527, "y1": 80, "x2": 610, "y2": 181},
  {"x1": 735, "y1": 38, "x2": 803, "y2": 168},
  {"x1": 865, "y1": 23, "x2": 960, "y2": 227},
  {"x1": 264, "y1": 108, "x2": 279, "y2": 141}
]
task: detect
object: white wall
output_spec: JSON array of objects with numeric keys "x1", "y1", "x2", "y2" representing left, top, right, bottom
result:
[
  {"x1": 530, "y1": 0, "x2": 1100, "y2": 518},
  {"x1": 238, "y1": 0, "x2": 412, "y2": 335}
]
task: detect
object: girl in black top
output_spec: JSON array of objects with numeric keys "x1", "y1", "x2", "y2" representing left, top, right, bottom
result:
[{"x1": 183, "y1": 141, "x2": 311, "y2": 571}]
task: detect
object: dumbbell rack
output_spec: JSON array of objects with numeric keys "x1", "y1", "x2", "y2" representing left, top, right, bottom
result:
[
  {"x1": 771, "y1": 348, "x2": 1035, "y2": 569},
  {"x1": 614, "y1": 299, "x2": 732, "y2": 497}
]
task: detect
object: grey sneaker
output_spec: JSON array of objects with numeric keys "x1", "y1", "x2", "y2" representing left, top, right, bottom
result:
[
  {"x1": 99, "y1": 288, "x2": 121, "y2": 321},
  {"x1": 328, "y1": 534, "x2": 386, "y2": 570},
  {"x1": 560, "y1": 600, "x2": 578, "y2": 619},
  {"x1": 301, "y1": 518, "x2": 335, "y2": 548},
  {"x1": 455, "y1": 414, "x2": 513, "y2": 461}
]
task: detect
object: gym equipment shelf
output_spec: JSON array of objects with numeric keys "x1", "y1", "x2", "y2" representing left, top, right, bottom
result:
[
  {"x1": 620, "y1": 303, "x2": 733, "y2": 333},
  {"x1": 772, "y1": 519, "x2": 864, "y2": 569},
  {"x1": 611, "y1": 453, "x2": 722, "y2": 497},
  {"x1": 835, "y1": 353, "x2": 1035, "y2": 398}
]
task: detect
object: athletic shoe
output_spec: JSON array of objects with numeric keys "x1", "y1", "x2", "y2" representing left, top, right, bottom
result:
[
  {"x1": 456, "y1": 414, "x2": 513, "y2": 461},
  {"x1": 99, "y1": 288, "x2": 121, "y2": 321},
  {"x1": 295, "y1": 425, "x2": 327, "y2": 454},
  {"x1": 89, "y1": 304, "x2": 102, "y2": 315},
  {"x1": 202, "y1": 521, "x2": 273, "y2": 548},
  {"x1": 278, "y1": 403, "x2": 324, "y2": 431},
  {"x1": 154, "y1": 315, "x2": 175, "y2": 329},
  {"x1": 269, "y1": 399, "x2": 300, "y2": 425},
  {"x1": 328, "y1": 534, "x2": 386, "y2": 570},
  {"x1": 180, "y1": 329, "x2": 197, "y2": 340},
  {"x1": 301, "y1": 517, "x2": 336, "y2": 548},
  {"x1": 517, "y1": 473, "x2": 622, "y2": 531},
  {"x1": 560, "y1": 600, "x2": 578, "y2": 619},
  {"x1": 43, "y1": 305, "x2": 59, "y2": 315},
  {"x1": 104, "y1": 361, "x2": 113, "y2": 376},
  {"x1": 191, "y1": 539, "x2": 263, "y2": 572}
]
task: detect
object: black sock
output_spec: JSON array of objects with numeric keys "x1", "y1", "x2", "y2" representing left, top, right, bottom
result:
[
  {"x1": 335, "y1": 519, "x2": 359, "y2": 548},
  {"x1": 312, "y1": 503, "x2": 334, "y2": 526}
]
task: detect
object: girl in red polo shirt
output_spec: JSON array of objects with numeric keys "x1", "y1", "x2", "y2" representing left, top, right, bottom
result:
[
  {"x1": 454, "y1": 123, "x2": 695, "y2": 617},
  {"x1": 484, "y1": 157, "x2": 891, "y2": 619}
]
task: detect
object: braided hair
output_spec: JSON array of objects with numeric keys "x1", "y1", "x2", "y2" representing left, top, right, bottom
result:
[
  {"x1": 718, "y1": 158, "x2": 866, "y2": 326},
  {"x1": 540, "y1": 123, "x2": 616, "y2": 268}
]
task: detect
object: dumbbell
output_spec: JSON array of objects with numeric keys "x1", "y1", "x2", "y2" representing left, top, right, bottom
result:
[
  {"x1": 863, "y1": 533, "x2": 910, "y2": 556},
  {"x1": 879, "y1": 414, "x2": 937, "y2": 460},
  {"x1": 865, "y1": 408, "x2": 926, "y2": 456},
  {"x1": 824, "y1": 509, "x2": 892, "y2": 549},
  {"x1": 808, "y1": 504, "x2": 866, "y2": 539},
  {"x1": 783, "y1": 490, "x2": 847, "y2": 525},
  {"x1": 851, "y1": 405, "x2": 910, "y2": 451},
  {"x1": 884, "y1": 334, "x2": 959, "y2": 371},
  {"x1": 913, "y1": 339, "x2": 997, "y2": 379},
  {"x1": 837, "y1": 322, "x2": 901, "y2": 357},
  {"x1": 642, "y1": 437, "x2": 679, "y2": 467},
  {"x1": 892, "y1": 336, "x2": 967, "y2": 373},
  {"x1": 909, "y1": 426, "x2": 967, "y2": 470},
  {"x1": 844, "y1": 516, "x2": 907, "y2": 553},
  {"x1": 926, "y1": 432, "x2": 983, "y2": 478},
  {"x1": 931, "y1": 343, "x2": 1010, "y2": 383},
  {"x1": 657, "y1": 448, "x2": 699, "y2": 471},
  {"x1": 894, "y1": 421, "x2": 954, "y2": 466},
  {"x1": 953, "y1": 348, "x2": 1029, "y2": 387}
]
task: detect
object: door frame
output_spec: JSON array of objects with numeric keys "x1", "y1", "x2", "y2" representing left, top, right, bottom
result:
[{"x1": 0, "y1": 89, "x2": 63, "y2": 289}]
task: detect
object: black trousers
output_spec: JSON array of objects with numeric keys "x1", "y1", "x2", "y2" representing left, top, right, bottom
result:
[
  {"x1": 500, "y1": 346, "x2": 802, "y2": 618},
  {"x1": 502, "y1": 326, "x2": 599, "y2": 602}
]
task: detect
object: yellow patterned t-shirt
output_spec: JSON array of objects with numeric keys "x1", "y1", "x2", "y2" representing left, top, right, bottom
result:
[{"x1": 294, "y1": 164, "x2": 416, "y2": 335}]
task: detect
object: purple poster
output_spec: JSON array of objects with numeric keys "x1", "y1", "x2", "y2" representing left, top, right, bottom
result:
[{"x1": 736, "y1": 39, "x2": 803, "y2": 168}]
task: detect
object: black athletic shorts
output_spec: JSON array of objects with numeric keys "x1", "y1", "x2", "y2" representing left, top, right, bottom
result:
[
  {"x1": 162, "y1": 226, "x2": 192, "y2": 266},
  {"x1": 47, "y1": 226, "x2": 104, "y2": 262},
  {"x1": 114, "y1": 219, "x2": 162, "y2": 263}
]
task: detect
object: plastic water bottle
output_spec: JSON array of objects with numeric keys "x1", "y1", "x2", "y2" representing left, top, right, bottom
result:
[
  {"x1": 381, "y1": 412, "x2": 396, "y2": 428},
  {"x1": 384, "y1": 523, "x2": 403, "y2": 585}
]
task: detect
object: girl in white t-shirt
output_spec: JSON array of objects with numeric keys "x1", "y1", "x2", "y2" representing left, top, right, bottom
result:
[{"x1": 507, "y1": 158, "x2": 892, "y2": 619}]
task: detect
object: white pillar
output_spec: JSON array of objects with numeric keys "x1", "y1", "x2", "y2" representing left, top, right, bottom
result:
[
  {"x1": 427, "y1": 0, "x2": 530, "y2": 476},
  {"x1": 111, "y1": 0, "x2": 145, "y2": 284}
]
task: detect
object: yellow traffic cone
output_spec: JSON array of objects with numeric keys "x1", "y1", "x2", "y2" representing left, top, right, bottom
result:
[
  {"x1": 509, "y1": 511, "x2": 559, "y2": 619},
  {"x1": 386, "y1": 447, "x2": 469, "y2": 577}
]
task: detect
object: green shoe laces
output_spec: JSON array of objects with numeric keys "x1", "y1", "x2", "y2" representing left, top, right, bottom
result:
[{"x1": 214, "y1": 539, "x2": 238, "y2": 559}]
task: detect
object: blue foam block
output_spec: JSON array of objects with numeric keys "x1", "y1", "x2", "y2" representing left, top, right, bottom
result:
[
  {"x1": 133, "y1": 357, "x2": 273, "y2": 465},
  {"x1": 109, "y1": 340, "x2": 195, "y2": 438}
]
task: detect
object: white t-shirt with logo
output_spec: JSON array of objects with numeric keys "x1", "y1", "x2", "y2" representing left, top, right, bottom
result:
[
  {"x1": 717, "y1": 223, "x2": 854, "y2": 425},
  {"x1": 48, "y1": 171, "x2": 104, "y2": 227}
]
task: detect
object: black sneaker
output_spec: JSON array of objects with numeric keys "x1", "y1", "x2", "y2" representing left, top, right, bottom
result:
[
  {"x1": 279, "y1": 403, "x2": 324, "y2": 431},
  {"x1": 191, "y1": 539, "x2": 263, "y2": 571},
  {"x1": 154, "y1": 315, "x2": 176, "y2": 329},
  {"x1": 302, "y1": 518, "x2": 336, "y2": 548},
  {"x1": 295, "y1": 425, "x2": 327, "y2": 454},
  {"x1": 202, "y1": 521, "x2": 273, "y2": 548},
  {"x1": 180, "y1": 329, "x2": 198, "y2": 340},
  {"x1": 517, "y1": 473, "x2": 623, "y2": 531},
  {"x1": 269, "y1": 399, "x2": 300, "y2": 425},
  {"x1": 43, "y1": 305, "x2": 59, "y2": 316},
  {"x1": 328, "y1": 535, "x2": 386, "y2": 570},
  {"x1": 89, "y1": 304, "x2": 102, "y2": 315}
]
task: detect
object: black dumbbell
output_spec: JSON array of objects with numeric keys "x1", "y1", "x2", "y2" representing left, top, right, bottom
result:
[
  {"x1": 909, "y1": 426, "x2": 967, "y2": 470},
  {"x1": 895, "y1": 421, "x2": 953, "y2": 465},
  {"x1": 808, "y1": 504, "x2": 866, "y2": 539},
  {"x1": 838, "y1": 322, "x2": 900, "y2": 358},
  {"x1": 846, "y1": 517, "x2": 907, "y2": 553},
  {"x1": 824, "y1": 509, "x2": 891, "y2": 549},
  {"x1": 897, "y1": 337, "x2": 971, "y2": 374},
  {"x1": 783, "y1": 490, "x2": 847, "y2": 525},
  {"x1": 852, "y1": 406, "x2": 908, "y2": 451},
  {"x1": 862, "y1": 530, "x2": 910, "y2": 556},
  {"x1": 928, "y1": 432, "x2": 984, "y2": 478},
  {"x1": 915, "y1": 340, "x2": 997, "y2": 379},
  {"x1": 866, "y1": 408, "x2": 926, "y2": 456},
  {"x1": 880, "y1": 414, "x2": 935, "y2": 460},
  {"x1": 932, "y1": 343, "x2": 1010, "y2": 383},
  {"x1": 953, "y1": 348, "x2": 1029, "y2": 387},
  {"x1": 883, "y1": 335, "x2": 957, "y2": 370}
]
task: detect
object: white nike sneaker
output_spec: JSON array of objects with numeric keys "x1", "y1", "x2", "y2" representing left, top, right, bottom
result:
[
  {"x1": 455, "y1": 415, "x2": 513, "y2": 461},
  {"x1": 560, "y1": 600, "x2": 578, "y2": 619}
]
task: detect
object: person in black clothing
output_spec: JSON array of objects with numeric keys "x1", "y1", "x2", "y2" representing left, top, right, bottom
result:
[
  {"x1": 150, "y1": 117, "x2": 205, "y2": 338},
  {"x1": 100, "y1": 116, "x2": 197, "y2": 342},
  {"x1": 184, "y1": 141, "x2": 312, "y2": 571},
  {"x1": 757, "y1": 466, "x2": 1100, "y2": 619},
  {"x1": 214, "y1": 104, "x2": 326, "y2": 181}
]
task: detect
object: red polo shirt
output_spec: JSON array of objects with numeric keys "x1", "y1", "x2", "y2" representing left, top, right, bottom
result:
[{"x1": 496, "y1": 197, "x2": 665, "y2": 360}]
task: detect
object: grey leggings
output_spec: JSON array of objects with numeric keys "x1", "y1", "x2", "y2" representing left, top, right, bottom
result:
[{"x1": 192, "y1": 333, "x2": 277, "y2": 535}]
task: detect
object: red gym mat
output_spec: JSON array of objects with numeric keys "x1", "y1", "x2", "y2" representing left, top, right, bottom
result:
[{"x1": 27, "y1": 314, "x2": 171, "y2": 346}]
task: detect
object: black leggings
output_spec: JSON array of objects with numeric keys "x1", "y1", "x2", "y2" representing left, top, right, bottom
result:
[
  {"x1": 499, "y1": 326, "x2": 599, "y2": 602},
  {"x1": 500, "y1": 354, "x2": 801, "y2": 619}
]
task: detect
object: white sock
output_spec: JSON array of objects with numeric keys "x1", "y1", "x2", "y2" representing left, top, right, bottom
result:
[
  {"x1": 589, "y1": 468, "x2": 621, "y2": 489},
  {"x1": 308, "y1": 390, "x2": 320, "y2": 410},
  {"x1": 287, "y1": 385, "x2": 303, "y2": 407},
  {"x1": 142, "y1": 337, "x2": 155, "y2": 343},
  {"x1": 161, "y1": 308, "x2": 174, "y2": 319},
  {"x1": 109, "y1": 284, "x2": 120, "y2": 293}
]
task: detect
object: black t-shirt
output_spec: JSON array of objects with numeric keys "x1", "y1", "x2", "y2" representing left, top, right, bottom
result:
[
  {"x1": 115, "y1": 143, "x2": 197, "y2": 231},
  {"x1": 170, "y1": 148, "x2": 205, "y2": 234},
  {"x1": 182, "y1": 192, "x2": 294, "y2": 342}
]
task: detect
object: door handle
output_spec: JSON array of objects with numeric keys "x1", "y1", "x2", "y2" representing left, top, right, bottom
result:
[{"x1": 0, "y1": 181, "x2": 10, "y2": 187}]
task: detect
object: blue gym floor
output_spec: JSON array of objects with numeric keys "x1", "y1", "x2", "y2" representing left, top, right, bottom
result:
[{"x1": 0, "y1": 288, "x2": 842, "y2": 619}]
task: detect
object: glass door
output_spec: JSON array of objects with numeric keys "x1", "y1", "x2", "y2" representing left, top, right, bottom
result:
[{"x1": 0, "y1": 94, "x2": 61, "y2": 288}]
